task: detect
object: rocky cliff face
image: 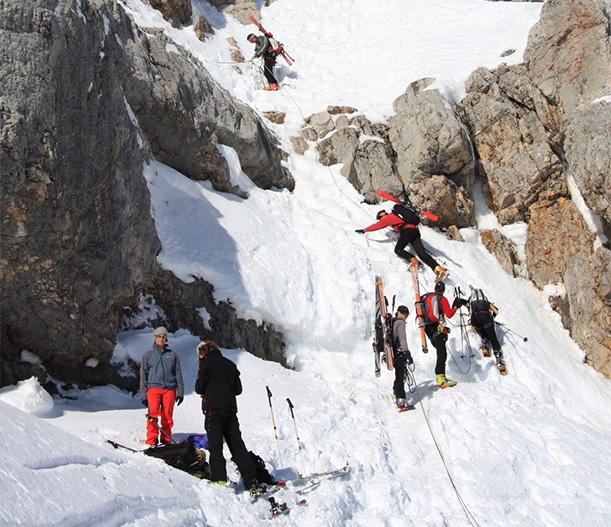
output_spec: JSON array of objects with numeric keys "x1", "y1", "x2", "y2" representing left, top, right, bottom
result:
[
  {"x1": 0, "y1": 0, "x2": 291, "y2": 390},
  {"x1": 290, "y1": 0, "x2": 610, "y2": 377}
]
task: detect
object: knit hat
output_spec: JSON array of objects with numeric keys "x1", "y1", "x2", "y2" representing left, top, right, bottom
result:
[
  {"x1": 154, "y1": 326, "x2": 168, "y2": 337},
  {"x1": 397, "y1": 305, "x2": 409, "y2": 316}
]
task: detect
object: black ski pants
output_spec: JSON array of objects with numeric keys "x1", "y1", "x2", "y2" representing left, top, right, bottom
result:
[
  {"x1": 471, "y1": 313, "x2": 502, "y2": 353},
  {"x1": 263, "y1": 54, "x2": 278, "y2": 85},
  {"x1": 425, "y1": 323, "x2": 448, "y2": 375},
  {"x1": 204, "y1": 408, "x2": 257, "y2": 488},
  {"x1": 395, "y1": 228, "x2": 438, "y2": 271},
  {"x1": 393, "y1": 351, "x2": 407, "y2": 399}
]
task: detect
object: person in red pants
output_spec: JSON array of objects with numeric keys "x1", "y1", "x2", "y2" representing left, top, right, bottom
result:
[{"x1": 140, "y1": 327, "x2": 184, "y2": 446}]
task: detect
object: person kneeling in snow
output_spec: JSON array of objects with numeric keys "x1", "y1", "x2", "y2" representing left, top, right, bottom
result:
[{"x1": 195, "y1": 340, "x2": 259, "y2": 491}]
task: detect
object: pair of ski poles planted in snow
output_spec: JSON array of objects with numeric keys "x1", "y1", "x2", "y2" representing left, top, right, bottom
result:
[{"x1": 266, "y1": 386, "x2": 301, "y2": 451}]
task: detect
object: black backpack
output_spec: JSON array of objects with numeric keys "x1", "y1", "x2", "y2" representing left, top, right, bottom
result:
[
  {"x1": 392, "y1": 203, "x2": 420, "y2": 227},
  {"x1": 249, "y1": 451, "x2": 277, "y2": 485},
  {"x1": 469, "y1": 289, "x2": 490, "y2": 315},
  {"x1": 144, "y1": 441, "x2": 210, "y2": 479}
]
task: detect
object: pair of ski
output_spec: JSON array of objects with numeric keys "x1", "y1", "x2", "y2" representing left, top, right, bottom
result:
[{"x1": 251, "y1": 463, "x2": 351, "y2": 503}]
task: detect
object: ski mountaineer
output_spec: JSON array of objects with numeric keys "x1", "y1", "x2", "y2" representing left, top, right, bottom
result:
[
  {"x1": 469, "y1": 288, "x2": 503, "y2": 361},
  {"x1": 392, "y1": 305, "x2": 415, "y2": 410},
  {"x1": 247, "y1": 33, "x2": 279, "y2": 91},
  {"x1": 194, "y1": 340, "x2": 260, "y2": 492},
  {"x1": 421, "y1": 282, "x2": 468, "y2": 388},
  {"x1": 140, "y1": 327, "x2": 184, "y2": 447},
  {"x1": 356, "y1": 208, "x2": 447, "y2": 282}
]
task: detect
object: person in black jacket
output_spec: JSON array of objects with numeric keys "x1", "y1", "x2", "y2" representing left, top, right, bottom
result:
[{"x1": 195, "y1": 340, "x2": 257, "y2": 490}]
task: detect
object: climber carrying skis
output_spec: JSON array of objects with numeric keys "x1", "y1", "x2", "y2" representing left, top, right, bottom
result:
[
  {"x1": 392, "y1": 305, "x2": 415, "y2": 411},
  {"x1": 355, "y1": 199, "x2": 447, "y2": 282},
  {"x1": 420, "y1": 281, "x2": 468, "y2": 388},
  {"x1": 247, "y1": 33, "x2": 280, "y2": 91}
]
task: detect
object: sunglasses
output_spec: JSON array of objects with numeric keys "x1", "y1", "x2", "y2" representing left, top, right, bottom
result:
[{"x1": 155, "y1": 335, "x2": 167, "y2": 340}]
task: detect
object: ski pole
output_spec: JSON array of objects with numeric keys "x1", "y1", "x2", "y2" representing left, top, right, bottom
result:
[
  {"x1": 286, "y1": 398, "x2": 302, "y2": 450},
  {"x1": 105, "y1": 439, "x2": 140, "y2": 453},
  {"x1": 145, "y1": 412, "x2": 176, "y2": 444},
  {"x1": 496, "y1": 322, "x2": 528, "y2": 342},
  {"x1": 266, "y1": 386, "x2": 279, "y2": 440}
]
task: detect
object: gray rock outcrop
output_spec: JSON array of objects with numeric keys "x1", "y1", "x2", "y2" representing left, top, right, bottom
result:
[
  {"x1": 462, "y1": 64, "x2": 567, "y2": 224},
  {"x1": 0, "y1": 0, "x2": 288, "y2": 390}
]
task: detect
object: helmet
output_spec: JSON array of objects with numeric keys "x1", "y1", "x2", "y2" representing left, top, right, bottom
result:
[
  {"x1": 434, "y1": 281, "x2": 445, "y2": 294},
  {"x1": 397, "y1": 305, "x2": 409, "y2": 317},
  {"x1": 376, "y1": 210, "x2": 387, "y2": 220},
  {"x1": 247, "y1": 33, "x2": 257, "y2": 42}
]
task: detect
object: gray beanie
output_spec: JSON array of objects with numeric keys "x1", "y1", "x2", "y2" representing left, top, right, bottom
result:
[{"x1": 154, "y1": 326, "x2": 168, "y2": 337}]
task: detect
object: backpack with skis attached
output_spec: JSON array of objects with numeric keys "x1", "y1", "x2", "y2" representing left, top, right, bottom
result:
[
  {"x1": 391, "y1": 202, "x2": 420, "y2": 227},
  {"x1": 248, "y1": 13, "x2": 294, "y2": 66},
  {"x1": 375, "y1": 190, "x2": 439, "y2": 223}
]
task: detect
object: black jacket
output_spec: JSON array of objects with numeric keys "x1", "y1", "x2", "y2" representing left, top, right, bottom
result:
[{"x1": 194, "y1": 349, "x2": 242, "y2": 413}]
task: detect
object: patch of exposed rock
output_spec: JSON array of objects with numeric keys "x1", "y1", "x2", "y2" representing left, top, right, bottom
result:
[
  {"x1": 0, "y1": 0, "x2": 288, "y2": 390},
  {"x1": 146, "y1": 0, "x2": 192, "y2": 27}
]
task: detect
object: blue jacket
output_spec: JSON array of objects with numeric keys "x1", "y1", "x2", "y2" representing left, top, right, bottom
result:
[{"x1": 140, "y1": 344, "x2": 184, "y2": 399}]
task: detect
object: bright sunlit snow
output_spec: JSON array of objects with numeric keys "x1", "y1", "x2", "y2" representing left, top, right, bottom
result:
[{"x1": 2, "y1": 1, "x2": 611, "y2": 527}]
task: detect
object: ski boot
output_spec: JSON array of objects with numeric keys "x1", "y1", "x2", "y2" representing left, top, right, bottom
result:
[
  {"x1": 409, "y1": 258, "x2": 423, "y2": 272},
  {"x1": 269, "y1": 497, "x2": 289, "y2": 518},
  {"x1": 434, "y1": 265, "x2": 448, "y2": 283},
  {"x1": 264, "y1": 83, "x2": 280, "y2": 91},
  {"x1": 394, "y1": 396, "x2": 416, "y2": 412},
  {"x1": 494, "y1": 351, "x2": 507, "y2": 375},
  {"x1": 436, "y1": 374, "x2": 457, "y2": 389},
  {"x1": 481, "y1": 339, "x2": 491, "y2": 358}
]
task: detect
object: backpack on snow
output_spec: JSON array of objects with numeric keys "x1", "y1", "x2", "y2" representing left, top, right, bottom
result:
[
  {"x1": 144, "y1": 441, "x2": 211, "y2": 479},
  {"x1": 249, "y1": 451, "x2": 277, "y2": 485},
  {"x1": 417, "y1": 292, "x2": 441, "y2": 325},
  {"x1": 392, "y1": 203, "x2": 420, "y2": 227}
]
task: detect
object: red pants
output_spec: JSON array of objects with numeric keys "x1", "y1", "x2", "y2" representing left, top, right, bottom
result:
[{"x1": 146, "y1": 387, "x2": 176, "y2": 446}]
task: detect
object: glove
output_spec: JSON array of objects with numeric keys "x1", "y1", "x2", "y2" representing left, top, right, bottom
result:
[
  {"x1": 355, "y1": 229, "x2": 365, "y2": 234},
  {"x1": 141, "y1": 398, "x2": 148, "y2": 407},
  {"x1": 452, "y1": 297, "x2": 468, "y2": 309},
  {"x1": 254, "y1": 52, "x2": 261, "y2": 58},
  {"x1": 406, "y1": 352, "x2": 414, "y2": 365},
  {"x1": 176, "y1": 396, "x2": 184, "y2": 406}
]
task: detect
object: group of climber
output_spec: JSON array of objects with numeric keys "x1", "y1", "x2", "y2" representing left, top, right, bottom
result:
[
  {"x1": 140, "y1": 329, "x2": 261, "y2": 491},
  {"x1": 355, "y1": 197, "x2": 505, "y2": 409},
  {"x1": 390, "y1": 283, "x2": 504, "y2": 409}
]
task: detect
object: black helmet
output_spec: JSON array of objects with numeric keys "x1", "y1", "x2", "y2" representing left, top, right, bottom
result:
[
  {"x1": 434, "y1": 281, "x2": 445, "y2": 294},
  {"x1": 247, "y1": 33, "x2": 257, "y2": 42},
  {"x1": 397, "y1": 305, "x2": 409, "y2": 317},
  {"x1": 376, "y1": 210, "x2": 387, "y2": 220}
]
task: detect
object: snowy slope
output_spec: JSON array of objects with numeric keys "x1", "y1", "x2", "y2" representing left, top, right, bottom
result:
[{"x1": 2, "y1": 1, "x2": 611, "y2": 527}]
